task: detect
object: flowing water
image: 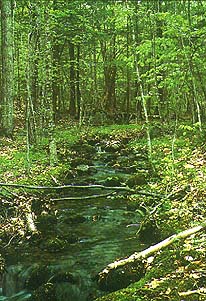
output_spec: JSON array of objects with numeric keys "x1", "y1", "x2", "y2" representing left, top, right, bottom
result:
[{"x1": 0, "y1": 143, "x2": 147, "y2": 300}]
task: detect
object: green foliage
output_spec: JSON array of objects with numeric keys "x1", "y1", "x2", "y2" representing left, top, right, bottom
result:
[
  {"x1": 9, "y1": 0, "x2": 206, "y2": 127},
  {"x1": 178, "y1": 122, "x2": 201, "y2": 137}
]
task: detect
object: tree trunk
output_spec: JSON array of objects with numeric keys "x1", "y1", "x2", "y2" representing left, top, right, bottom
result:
[
  {"x1": 1, "y1": 0, "x2": 14, "y2": 137},
  {"x1": 136, "y1": 62, "x2": 152, "y2": 161},
  {"x1": 26, "y1": 2, "x2": 40, "y2": 145},
  {"x1": 133, "y1": 2, "x2": 143, "y2": 120},
  {"x1": 69, "y1": 42, "x2": 76, "y2": 118},
  {"x1": 125, "y1": 14, "x2": 131, "y2": 123},
  {"x1": 76, "y1": 44, "x2": 81, "y2": 121},
  {"x1": 181, "y1": 25, "x2": 202, "y2": 130},
  {"x1": 41, "y1": 6, "x2": 57, "y2": 166},
  {"x1": 52, "y1": 42, "x2": 61, "y2": 123},
  {"x1": 101, "y1": 25, "x2": 117, "y2": 121},
  {"x1": 52, "y1": 0, "x2": 61, "y2": 123},
  {"x1": 104, "y1": 62, "x2": 117, "y2": 118},
  {"x1": 132, "y1": 3, "x2": 152, "y2": 161}
]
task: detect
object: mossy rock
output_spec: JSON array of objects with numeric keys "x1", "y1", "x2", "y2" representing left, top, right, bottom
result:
[
  {"x1": 40, "y1": 237, "x2": 66, "y2": 252},
  {"x1": 126, "y1": 172, "x2": 148, "y2": 187},
  {"x1": 51, "y1": 271, "x2": 77, "y2": 284},
  {"x1": 62, "y1": 214, "x2": 86, "y2": 224},
  {"x1": 60, "y1": 232, "x2": 78, "y2": 244},
  {"x1": 70, "y1": 157, "x2": 91, "y2": 168},
  {"x1": 71, "y1": 142, "x2": 96, "y2": 154},
  {"x1": 36, "y1": 214, "x2": 57, "y2": 233},
  {"x1": 97, "y1": 261, "x2": 145, "y2": 292},
  {"x1": 26, "y1": 265, "x2": 51, "y2": 290},
  {"x1": 139, "y1": 221, "x2": 161, "y2": 244},
  {"x1": 95, "y1": 290, "x2": 144, "y2": 301},
  {"x1": 29, "y1": 283, "x2": 57, "y2": 301},
  {"x1": 103, "y1": 176, "x2": 124, "y2": 187}
]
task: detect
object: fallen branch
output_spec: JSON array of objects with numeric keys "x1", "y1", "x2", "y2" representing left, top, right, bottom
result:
[
  {"x1": 0, "y1": 182, "x2": 131, "y2": 190},
  {"x1": 0, "y1": 182, "x2": 165, "y2": 198},
  {"x1": 98, "y1": 223, "x2": 206, "y2": 278},
  {"x1": 51, "y1": 192, "x2": 115, "y2": 201},
  {"x1": 0, "y1": 182, "x2": 132, "y2": 191}
]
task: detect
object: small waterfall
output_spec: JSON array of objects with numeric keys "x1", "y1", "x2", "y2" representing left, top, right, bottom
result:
[
  {"x1": 2, "y1": 265, "x2": 28, "y2": 296},
  {"x1": 1, "y1": 265, "x2": 97, "y2": 301},
  {"x1": 1, "y1": 265, "x2": 36, "y2": 300}
]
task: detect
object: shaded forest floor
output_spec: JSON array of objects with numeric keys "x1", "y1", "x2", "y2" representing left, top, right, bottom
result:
[{"x1": 1, "y1": 122, "x2": 206, "y2": 300}]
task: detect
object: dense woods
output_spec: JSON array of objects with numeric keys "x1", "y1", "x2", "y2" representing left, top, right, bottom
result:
[{"x1": 1, "y1": 0, "x2": 206, "y2": 135}]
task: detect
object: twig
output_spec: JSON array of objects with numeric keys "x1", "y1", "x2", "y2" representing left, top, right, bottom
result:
[{"x1": 3, "y1": 235, "x2": 17, "y2": 248}]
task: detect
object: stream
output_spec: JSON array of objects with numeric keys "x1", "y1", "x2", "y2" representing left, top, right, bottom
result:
[{"x1": 0, "y1": 139, "x2": 148, "y2": 300}]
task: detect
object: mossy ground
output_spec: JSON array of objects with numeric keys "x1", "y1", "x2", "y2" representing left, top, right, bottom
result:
[{"x1": 1, "y1": 122, "x2": 206, "y2": 300}]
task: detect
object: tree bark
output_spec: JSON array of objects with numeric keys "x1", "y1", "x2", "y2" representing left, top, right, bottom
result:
[
  {"x1": 1, "y1": 0, "x2": 14, "y2": 137},
  {"x1": 76, "y1": 44, "x2": 81, "y2": 120},
  {"x1": 69, "y1": 42, "x2": 76, "y2": 118}
]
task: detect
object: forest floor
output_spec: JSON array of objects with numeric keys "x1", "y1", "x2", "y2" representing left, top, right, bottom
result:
[{"x1": 0, "y1": 122, "x2": 206, "y2": 300}]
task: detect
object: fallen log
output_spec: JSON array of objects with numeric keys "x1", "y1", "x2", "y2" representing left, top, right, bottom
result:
[{"x1": 97, "y1": 223, "x2": 206, "y2": 291}]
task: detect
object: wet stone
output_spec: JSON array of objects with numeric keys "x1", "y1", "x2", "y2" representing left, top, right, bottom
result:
[
  {"x1": 26, "y1": 265, "x2": 51, "y2": 290},
  {"x1": 51, "y1": 272, "x2": 77, "y2": 284},
  {"x1": 40, "y1": 237, "x2": 66, "y2": 252},
  {"x1": 70, "y1": 158, "x2": 91, "y2": 168},
  {"x1": 139, "y1": 220, "x2": 161, "y2": 244},
  {"x1": 97, "y1": 260, "x2": 145, "y2": 292},
  {"x1": 103, "y1": 176, "x2": 124, "y2": 187},
  {"x1": 62, "y1": 214, "x2": 86, "y2": 225},
  {"x1": 36, "y1": 214, "x2": 57, "y2": 234},
  {"x1": 126, "y1": 172, "x2": 148, "y2": 187},
  {"x1": 30, "y1": 283, "x2": 56, "y2": 301},
  {"x1": 60, "y1": 233, "x2": 79, "y2": 244}
]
